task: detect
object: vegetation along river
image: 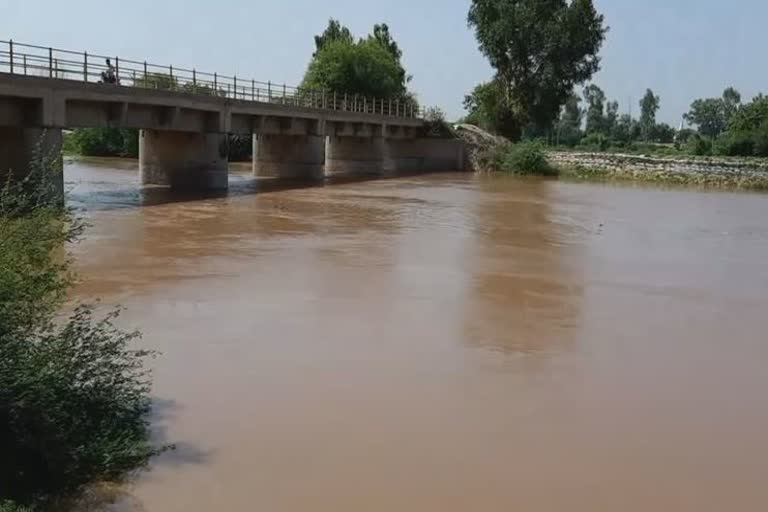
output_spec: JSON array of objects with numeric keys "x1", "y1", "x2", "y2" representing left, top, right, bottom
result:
[{"x1": 66, "y1": 158, "x2": 768, "y2": 512}]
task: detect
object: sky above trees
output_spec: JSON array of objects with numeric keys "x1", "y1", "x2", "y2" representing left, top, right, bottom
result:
[{"x1": 1, "y1": 0, "x2": 766, "y2": 124}]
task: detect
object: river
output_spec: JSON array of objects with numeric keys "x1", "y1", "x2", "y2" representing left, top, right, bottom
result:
[{"x1": 66, "y1": 158, "x2": 768, "y2": 512}]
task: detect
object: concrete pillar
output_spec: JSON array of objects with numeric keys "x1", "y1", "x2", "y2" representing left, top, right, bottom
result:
[
  {"x1": 139, "y1": 130, "x2": 228, "y2": 190},
  {"x1": 325, "y1": 136, "x2": 386, "y2": 177},
  {"x1": 0, "y1": 127, "x2": 63, "y2": 197},
  {"x1": 253, "y1": 134, "x2": 324, "y2": 179}
]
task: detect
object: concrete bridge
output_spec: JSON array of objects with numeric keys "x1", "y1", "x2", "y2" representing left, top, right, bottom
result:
[{"x1": 0, "y1": 40, "x2": 464, "y2": 191}]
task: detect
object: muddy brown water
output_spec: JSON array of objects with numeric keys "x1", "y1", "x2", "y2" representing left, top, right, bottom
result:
[{"x1": 65, "y1": 158, "x2": 768, "y2": 512}]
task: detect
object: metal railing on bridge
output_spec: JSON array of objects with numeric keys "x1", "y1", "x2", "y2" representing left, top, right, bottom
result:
[{"x1": 0, "y1": 39, "x2": 423, "y2": 119}]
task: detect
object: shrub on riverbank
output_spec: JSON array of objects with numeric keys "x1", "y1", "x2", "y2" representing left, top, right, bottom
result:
[
  {"x1": 0, "y1": 148, "x2": 161, "y2": 508},
  {"x1": 477, "y1": 141, "x2": 556, "y2": 176}
]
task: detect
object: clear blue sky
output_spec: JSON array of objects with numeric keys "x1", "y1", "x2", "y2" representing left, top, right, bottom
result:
[{"x1": 2, "y1": 0, "x2": 766, "y2": 125}]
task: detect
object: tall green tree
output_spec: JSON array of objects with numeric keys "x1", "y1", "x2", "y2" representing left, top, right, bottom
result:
[
  {"x1": 722, "y1": 86, "x2": 742, "y2": 123},
  {"x1": 467, "y1": 0, "x2": 607, "y2": 139},
  {"x1": 463, "y1": 79, "x2": 521, "y2": 139},
  {"x1": 684, "y1": 87, "x2": 743, "y2": 139},
  {"x1": 555, "y1": 92, "x2": 584, "y2": 146},
  {"x1": 684, "y1": 98, "x2": 726, "y2": 138},
  {"x1": 604, "y1": 100, "x2": 619, "y2": 134},
  {"x1": 314, "y1": 19, "x2": 354, "y2": 55},
  {"x1": 610, "y1": 114, "x2": 635, "y2": 145},
  {"x1": 583, "y1": 84, "x2": 606, "y2": 134},
  {"x1": 367, "y1": 23, "x2": 410, "y2": 88},
  {"x1": 639, "y1": 89, "x2": 660, "y2": 140},
  {"x1": 370, "y1": 23, "x2": 402, "y2": 61}
]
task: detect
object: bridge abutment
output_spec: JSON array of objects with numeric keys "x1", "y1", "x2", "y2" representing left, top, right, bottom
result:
[
  {"x1": 139, "y1": 130, "x2": 228, "y2": 190},
  {"x1": 385, "y1": 138, "x2": 466, "y2": 174},
  {"x1": 325, "y1": 136, "x2": 386, "y2": 177},
  {"x1": 0, "y1": 127, "x2": 63, "y2": 197},
  {"x1": 253, "y1": 134, "x2": 325, "y2": 179}
]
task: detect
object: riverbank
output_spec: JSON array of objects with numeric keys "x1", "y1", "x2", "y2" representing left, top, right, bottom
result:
[
  {"x1": 552, "y1": 151, "x2": 768, "y2": 191},
  {"x1": 453, "y1": 125, "x2": 768, "y2": 190}
]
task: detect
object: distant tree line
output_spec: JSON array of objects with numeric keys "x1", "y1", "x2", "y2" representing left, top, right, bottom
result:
[
  {"x1": 548, "y1": 85, "x2": 675, "y2": 149},
  {"x1": 462, "y1": 0, "x2": 767, "y2": 159}
]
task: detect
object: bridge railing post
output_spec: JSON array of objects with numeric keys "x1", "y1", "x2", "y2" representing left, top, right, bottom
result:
[
  {"x1": 267, "y1": 81, "x2": 271, "y2": 102},
  {"x1": 23, "y1": 55, "x2": 26, "y2": 76},
  {"x1": 252, "y1": 79, "x2": 255, "y2": 101},
  {"x1": 83, "y1": 51, "x2": 88, "y2": 82},
  {"x1": 214, "y1": 72, "x2": 218, "y2": 92},
  {"x1": 234, "y1": 76, "x2": 237, "y2": 100},
  {"x1": 283, "y1": 84, "x2": 287, "y2": 105},
  {"x1": 8, "y1": 40, "x2": 13, "y2": 74},
  {"x1": 192, "y1": 69, "x2": 197, "y2": 94},
  {"x1": 115, "y1": 57, "x2": 119, "y2": 83},
  {"x1": 143, "y1": 61, "x2": 148, "y2": 86},
  {"x1": 48, "y1": 47, "x2": 53, "y2": 78}
]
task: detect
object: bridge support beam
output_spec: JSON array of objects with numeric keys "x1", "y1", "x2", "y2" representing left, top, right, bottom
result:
[
  {"x1": 325, "y1": 136, "x2": 386, "y2": 177},
  {"x1": 0, "y1": 127, "x2": 63, "y2": 198},
  {"x1": 139, "y1": 130, "x2": 228, "y2": 190},
  {"x1": 253, "y1": 134, "x2": 325, "y2": 179}
]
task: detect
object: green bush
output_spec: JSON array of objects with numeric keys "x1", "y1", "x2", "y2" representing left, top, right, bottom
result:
[
  {"x1": 501, "y1": 142, "x2": 556, "y2": 176},
  {"x1": 753, "y1": 123, "x2": 768, "y2": 157},
  {"x1": 0, "y1": 501, "x2": 33, "y2": 512},
  {"x1": 686, "y1": 134, "x2": 712, "y2": 156},
  {"x1": 0, "y1": 149, "x2": 162, "y2": 506},
  {"x1": 714, "y1": 131, "x2": 754, "y2": 157},
  {"x1": 580, "y1": 133, "x2": 609, "y2": 151}
]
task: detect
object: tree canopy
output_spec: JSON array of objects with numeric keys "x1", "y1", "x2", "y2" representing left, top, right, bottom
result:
[
  {"x1": 463, "y1": 79, "x2": 522, "y2": 138},
  {"x1": 684, "y1": 87, "x2": 743, "y2": 139},
  {"x1": 302, "y1": 21, "x2": 412, "y2": 101},
  {"x1": 467, "y1": 0, "x2": 607, "y2": 138},
  {"x1": 583, "y1": 84, "x2": 606, "y2": 135},
  {"x1": 314, "y1": 19, "x2": 354, "y2": 55},
  {"x1": 302, "y1": 38, "x2": 408, "y2": 99}
]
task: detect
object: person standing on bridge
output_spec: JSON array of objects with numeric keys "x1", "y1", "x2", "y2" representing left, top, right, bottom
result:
[{"x1": 101, "y1": 58, "x2": 117, "y2": 84}]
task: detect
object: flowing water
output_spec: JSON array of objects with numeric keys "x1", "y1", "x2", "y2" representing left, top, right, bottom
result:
[{"x1": 66, "y1": 158, "x2": 768, "y2": 512}]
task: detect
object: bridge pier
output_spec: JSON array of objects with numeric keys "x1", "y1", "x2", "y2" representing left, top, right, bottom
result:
[
  {"x1": 139, "y1": 130, "x2": 229, "y2": 190},
  {"x1": 0, "y1": 127, "x2": 63, "y2": 196},
  {"x1": 325, "y1": 136, "x2": 386, "y2": 177},
  {"x1": 253, "y1": 134, "x2": 325, "y2": 179}
]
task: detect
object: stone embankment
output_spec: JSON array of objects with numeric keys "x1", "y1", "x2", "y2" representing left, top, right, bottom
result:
[{"x1": 551, "y1": 151, "x2": 768, "y2": 189}]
